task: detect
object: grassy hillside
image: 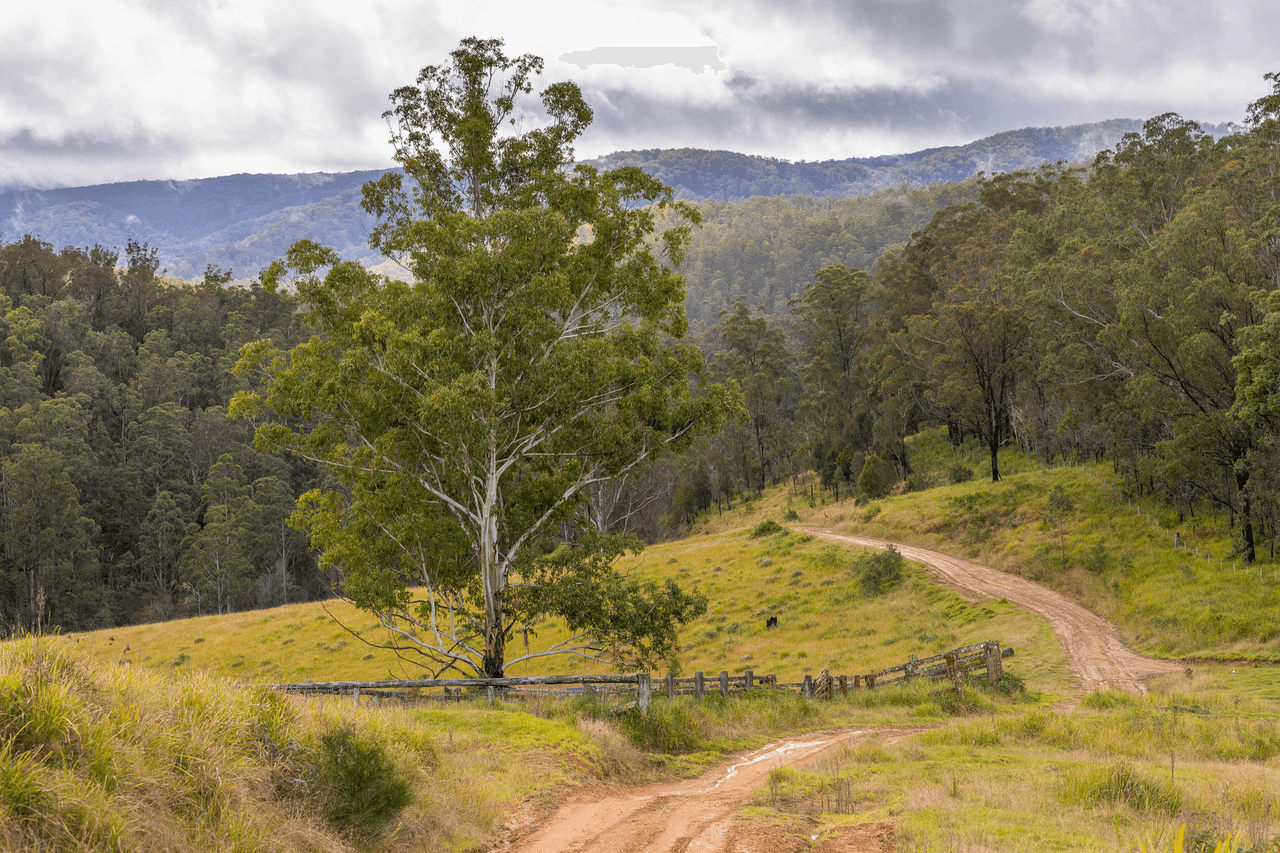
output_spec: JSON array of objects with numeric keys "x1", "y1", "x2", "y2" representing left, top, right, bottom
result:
[
  {"x1": 791, "y1": 429, "x2": 1280, "y2": 670},
  {"x1": 67, "y1": 497, "x2": 1069, "y2": 699},
  {"x1": 37, "y1": 445, "x2": 1280, "y2": 851}
]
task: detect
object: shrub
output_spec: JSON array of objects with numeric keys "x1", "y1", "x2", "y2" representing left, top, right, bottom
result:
[
  {"x1": 783, "y1": 508, "x2": 801, "y2": 522},
  {"x1": 617, "y1": 702, "x2": 702, "y2": 752},
  {"x1": 857, "y1": 547, "x2": 905, "y2": 596},
  {"x1": 948, "y1": 464, "x2": 974, "y2": 484},
  {"x1": 857, "y1": 454, "x2": 896, "y2": 500},
  {"x1": 313, "y1": 727, "x2": 412, "y2": 832},
  {"x1": 750, "y1": 519, "x2": 787, "y2": 537}
]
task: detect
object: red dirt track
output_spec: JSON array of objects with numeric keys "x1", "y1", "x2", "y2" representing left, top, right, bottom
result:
[
  {"x1": 499, "y1": 531, "x2": 1181, "y2": 852},
  {"x1": 797, "y1": 528, "x2": 1183, "y2": 695}
]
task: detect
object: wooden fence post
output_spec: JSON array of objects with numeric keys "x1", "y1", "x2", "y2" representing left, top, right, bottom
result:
[
  {"x1": 945, "y1": 654, "x2": 962, "y2": 697},
  {"x1": 486, "y1": 686, "x2": 495, "y2": 705},
  {"x1": 665, "y1": 671, "x2": 675, "y2": 700},
  {"x1": 744, "y1": 670, "x2": 753, "y2": 692},
  {"x1": 852, "y1": 675, "x2": 861, "y2": 690},
  {"x1": 984, "y1": 642, "x2": 1003, "y2": 686},
  {"x1": 802, "y1": 674, "x2": 813, "y2": 699},
  {"x1": 637, "y1": 673, "x2": 652, "y2": 714},
  {"x1": 839, "y1": 675, "x2": 847, "y2": 696},
  {"x1": 719, "y1": 671, "x2": 729, "y2": 697},
  {"x1": 906, "y1": 654, "x2": 919, "y2": 682},
  {"x1": 352, "y1": 687, "x2": 360, "y2": 708},
  {"x1": 694, "y1": 671, "x2": 705, "y2": 700},
  {"x1": 865, "y1": 674, "x2": 876, "y2": 690}
]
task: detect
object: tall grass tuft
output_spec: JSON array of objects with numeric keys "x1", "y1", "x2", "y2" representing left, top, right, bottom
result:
[{"x1": 1059, "y1": 760, "x2": 1182, "y2": 815}]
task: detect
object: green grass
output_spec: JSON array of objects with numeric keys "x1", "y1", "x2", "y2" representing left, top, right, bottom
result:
[
  {"x1": 747, "y1": 684, "x2": 1280, "y2": 851},
  {"x1": 41, "y1": 428, "x2": 1280, "y2": 851},
  {"x1": 0, "y1": 635, "x2": 642, "y2": 852},
  {"x1": 789, "y1": 429, "x2": 1280, "y2": 665}
]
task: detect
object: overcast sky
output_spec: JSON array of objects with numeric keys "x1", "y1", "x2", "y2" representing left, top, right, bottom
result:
[{"x1": 3, "y1": 0, "x2": 1277, "y2": 189}]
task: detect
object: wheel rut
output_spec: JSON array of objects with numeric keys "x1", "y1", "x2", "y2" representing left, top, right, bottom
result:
[
  {"x1": 499, "y1": 529, "x2": 1182, "y2": 852},
  {"x1": 797, "y1": 527, "x2": 1183, "y2": 695}
]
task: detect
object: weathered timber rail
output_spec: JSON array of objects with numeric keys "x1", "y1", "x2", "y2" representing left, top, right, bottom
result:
[
  {"x1": 270, "y1": 641, "x2": 1010, "y2": 714},
  {"x1": 271, "y1": 673, "x2": 656, "y2": 711}
]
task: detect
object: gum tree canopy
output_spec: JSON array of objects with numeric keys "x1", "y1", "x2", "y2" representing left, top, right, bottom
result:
[{"x1": 232, "y1": 37, "x2": 732, "y2": 678}]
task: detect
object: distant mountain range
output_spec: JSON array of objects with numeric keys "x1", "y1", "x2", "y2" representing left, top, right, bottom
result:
[{"x1": 0, "y1": 119, "x2": 1233, "y2": 281}]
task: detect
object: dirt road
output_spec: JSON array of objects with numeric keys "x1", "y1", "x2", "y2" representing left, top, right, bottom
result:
[
  {"x1": 797, "y1": 527, "x2": 1183, "y2": 695},
  {"x1": 503, "y1": 727, "x2": 910, "y2": 853},
  {"x1": 501, "y1": 530, "x2": 1182, "y2": 852}
]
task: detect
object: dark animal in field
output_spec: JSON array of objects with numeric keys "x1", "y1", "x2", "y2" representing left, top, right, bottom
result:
[{"x1": 766, "y1": 616, "x2": 778, "y2": 629}]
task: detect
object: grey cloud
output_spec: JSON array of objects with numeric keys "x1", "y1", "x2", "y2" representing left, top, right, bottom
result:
[
  {"x1": 560, "y1": 46, "x2": 725, "y2": 74},
  {"x1": 579, "y1": 70, "x2": 1246, "y2": 161}
]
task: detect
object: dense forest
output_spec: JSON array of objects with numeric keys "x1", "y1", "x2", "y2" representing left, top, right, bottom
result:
[
  {"x1": 653, "y1": 76, "x2": 1280, "y2": 570},
  {"x1": 680, "y1": 181, "x2": 980, "y2": 322},
  {"x1": 0, "y1": 238, "x2": 331, "y2": 635},
  {"x1": 2, "y1": 74, "x2": 1276, "y2": 636}
]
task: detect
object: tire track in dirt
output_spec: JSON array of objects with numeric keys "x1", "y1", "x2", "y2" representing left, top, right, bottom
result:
[
  {"x1": 503, "y1": 727, "x2": 919, "y2": 853},
  {"x1": 500, "y1": 528, "x2": 1182, "y2": 852},
  {"x1": 797, "y1": 527, "x2": 1183, "y2": 695}
]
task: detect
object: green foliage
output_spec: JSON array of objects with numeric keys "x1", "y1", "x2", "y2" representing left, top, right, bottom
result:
[
  {"x1": 948, "y1": 463, "x2": 975, "y2": 484},
  {"x1": 750, "y1": 519, "x2": 787, "y2": 538},
  {"x1": 0, "y1": 231, "x2": 322, "y2": 633},
  {"x1": 856, "y1": 546, "x2": 904, "y2": 596},
  {"x1": 237, "y1": 38, "x2": 731, "y2": 677},
  {"x1": 858, "y1": 454, "x2": 896, "y2": 500},
  {"x1": 312, "y1": 727, "x2": 413, "y2": 833}
]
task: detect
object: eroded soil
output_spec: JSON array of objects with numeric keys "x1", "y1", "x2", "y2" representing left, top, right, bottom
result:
[{"x1": 501, "y1": 727, "x2": 914, "y2": 853}]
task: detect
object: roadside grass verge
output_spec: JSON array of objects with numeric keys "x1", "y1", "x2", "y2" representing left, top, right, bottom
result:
[
  {"x1": 0, "y1": 635, "x2": 648, "y2": 852},
  {"x1": 746, "y1": 683, "x2": 1280, "y2": 852}
]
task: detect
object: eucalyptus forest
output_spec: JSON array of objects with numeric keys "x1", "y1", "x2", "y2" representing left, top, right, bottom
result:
[{"x1": 3, "y1": 66, "x2": 1279, "y2": 643}]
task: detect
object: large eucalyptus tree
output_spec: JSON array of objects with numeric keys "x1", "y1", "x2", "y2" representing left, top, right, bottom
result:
[{"x1": 234, "y1": 38, "x2": 732, "y2": 677}]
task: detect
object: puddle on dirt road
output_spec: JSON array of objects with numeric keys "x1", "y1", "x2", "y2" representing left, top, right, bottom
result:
[{"x1": 667, "y1": 734, "x2": 862, "y2": 796}]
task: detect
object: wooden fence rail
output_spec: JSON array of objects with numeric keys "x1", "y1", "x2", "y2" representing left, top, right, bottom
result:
[{"x1": 270, "y1": 641, "x2": 1009, "y2": 714}]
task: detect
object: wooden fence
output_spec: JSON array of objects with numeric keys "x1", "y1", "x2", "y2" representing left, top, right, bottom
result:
[{"x1": 270, "y1": 640, "x2": 1009, "y2": 714}]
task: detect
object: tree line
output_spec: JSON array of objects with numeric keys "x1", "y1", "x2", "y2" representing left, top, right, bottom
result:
[
  {"x1": 6, "y1": 67, "x2": 1280, "y2": 640},
  {"x1": 0, "y1": 236, "x2": 331, "y2": 636}
]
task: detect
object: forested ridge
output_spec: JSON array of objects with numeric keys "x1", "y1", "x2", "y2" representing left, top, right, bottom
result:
[
  {"x1": 2, "y1": 73, "x2": 1277, "y2": 637},
  {"x1": 660, "y1": 76, "x2": 1280, "y2": 572},
  {"x1": 0, "y1": 120, "x2": 1171, "y2": 282}
]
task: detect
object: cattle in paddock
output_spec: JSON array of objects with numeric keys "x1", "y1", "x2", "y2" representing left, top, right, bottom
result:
[{"x1": 765, "y1": 616, "x2": 778, "y2": 629}]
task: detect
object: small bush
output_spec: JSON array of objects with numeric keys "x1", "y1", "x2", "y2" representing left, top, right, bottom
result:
[
  {"x1": 617, "y1": 702, "x2": 702, "y2": 752},
  {"x1": 857, "y1": 547, "x2": 905, "y2": 596},
  {"x1": 948, "y1": 464, "x2": 974, "y2": 484},
  {"x1": 783, "y1": 508, "x2": 801, "y2": 522},
  {"x1": 1081, "y1": 690, "x2": 1135, "y2": 710},
  {"x1": 313, "y1": 727, "x2": 412, "y2": 832},
  {"x1": 750, "y1": 519, "x2": 787, "y2": 538},
  {"x1": 991, "y1": 673, "x2": 1029, "y2": 699}
]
